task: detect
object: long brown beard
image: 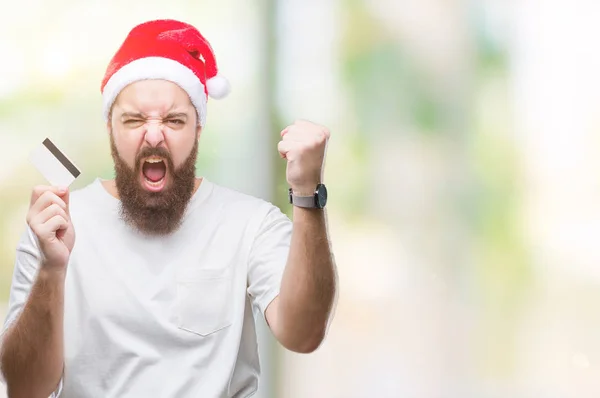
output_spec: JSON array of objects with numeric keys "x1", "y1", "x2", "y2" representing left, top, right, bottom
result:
[{"x1": 110, "y1": 135, "x2": 198, "y2": 236}]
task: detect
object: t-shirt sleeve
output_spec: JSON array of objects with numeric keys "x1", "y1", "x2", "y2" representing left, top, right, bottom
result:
[
  {"x1": 0, "y1": 225, "x2": 64, "y2": 397},
  {"x1": 247, "y1": 204, "x2": 292, "y2": 318}
]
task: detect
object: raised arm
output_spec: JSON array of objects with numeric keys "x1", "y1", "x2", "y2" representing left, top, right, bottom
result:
[
  {"x1": 266, "y1": 120, "x2": 337, "y2": 353},
  {"x1": 0, "y1": 186, "x2": 74, "y2": 398}
]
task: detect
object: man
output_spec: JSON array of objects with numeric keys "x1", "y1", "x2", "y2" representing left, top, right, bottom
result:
[{"x1": 0, "y1": 19, "x2": 337, "y2": 397}]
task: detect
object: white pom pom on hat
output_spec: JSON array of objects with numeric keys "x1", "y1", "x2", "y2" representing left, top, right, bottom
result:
[
  {"x1": 100, "y1": 19, "x2": 230, "y2": 126},
  {"x1": 206, "y1": 75, "x2": 230, "y2": 99}
]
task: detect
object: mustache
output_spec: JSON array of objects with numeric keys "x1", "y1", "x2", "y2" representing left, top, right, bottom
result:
[{"x1": 135, "y1": 146, "x2": 175, "y2": 171}]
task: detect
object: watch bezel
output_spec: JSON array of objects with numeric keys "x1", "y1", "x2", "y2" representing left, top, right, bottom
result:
[{"x1": 315, "y1": 183, "x2": 327, "y2": 209}]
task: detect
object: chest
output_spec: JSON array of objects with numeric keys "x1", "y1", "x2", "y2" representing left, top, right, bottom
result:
[{"x1": 62, "y1": 213, "x2": 253, "y2": 358}]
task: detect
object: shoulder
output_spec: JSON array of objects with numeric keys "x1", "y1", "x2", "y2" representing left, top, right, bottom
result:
[
  {"x1": 68, "y1": 178, "x2": 116, "y2": 216},
  {"x1": 205, "y1": 180, "x2": 291, "y2": 224},
  {"x1": 69, "y1": 180, "x2": 99, "y2": 201},
  {"x1": 207, "y1": 180, "x2": 275, "y2": 210}
]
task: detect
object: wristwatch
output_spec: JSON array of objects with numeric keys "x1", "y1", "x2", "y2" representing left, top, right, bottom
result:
[{"x1": 289, "y1": 184, "x2": 328, "y2": 209}]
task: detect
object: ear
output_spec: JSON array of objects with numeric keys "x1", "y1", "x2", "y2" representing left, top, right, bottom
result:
[
  {"x1": 195, "y1": 125, "x2": 202, "y2": 141},
  {"x1": 106, "y1": 120, "x2": 113, "y2": 136},
  {"x1": 106, "y1": 110, "x2": 113, "y2": 135}
]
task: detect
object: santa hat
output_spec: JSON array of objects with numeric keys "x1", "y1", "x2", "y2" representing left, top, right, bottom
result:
[{"x1": 100, "y1": 19, "x2": 230, "y2": 126}]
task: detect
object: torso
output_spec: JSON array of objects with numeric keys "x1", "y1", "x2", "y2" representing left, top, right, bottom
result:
[{"x1": 59, "y1": 178, "x2": 281, "y2": 397}]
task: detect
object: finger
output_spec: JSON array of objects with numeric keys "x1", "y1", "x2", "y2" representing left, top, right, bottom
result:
[
  {"x1": 281, "y1": 121, "x2": 310, "y2": 137},
  {"x1": 60, "y1": 189, "x2": 70, "y2": 208},
  {"x1": 277, "y1": 140, "x2": 297, "y2": 159},
  {"x1": 31, "y1": 203, "x2": 69, "y2": 227},
  {"x1": 27, "y1": 192, "x2": 66, "y2": 225},
  {"x1": 34, "y1": 215, "x2": 69, "y2": 241},
  {"x1": 281, "y1": 127, "x2": 313, "y2": 142},
  {"x1": 283, "y1": 126, "x2": 329, "y2": 144},
  {"x1": 30, "y1": 185, "x2": 68, "y2": 207},
  {"x1": 281, "y1": 130, "x2": 303, "y2": 142},
  {"x1": 29, "y1": 192, "x2": 68, "y2": 220}
]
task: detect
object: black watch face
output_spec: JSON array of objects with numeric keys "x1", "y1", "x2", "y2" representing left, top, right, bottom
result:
[{"x1": 316, "y1": 184, "x2": 327, "y2": 208}]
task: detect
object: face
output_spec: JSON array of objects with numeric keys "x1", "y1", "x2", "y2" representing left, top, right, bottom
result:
[{"x1": 108, "y1": 79, "x2": 202, "y2": 236}]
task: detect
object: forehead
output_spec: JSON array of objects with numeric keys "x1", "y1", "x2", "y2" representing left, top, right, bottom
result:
[{"x1": 114, "y1": 80, "x2": 194, "y2": 114}]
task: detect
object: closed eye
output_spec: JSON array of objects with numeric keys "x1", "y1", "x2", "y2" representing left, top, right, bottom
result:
[
  {"x1": 165, "y1": 119, "x2": 185, "y2": 127},
  {"x1": 123, "y1": 119, "x2": 145, "y2": 126}
]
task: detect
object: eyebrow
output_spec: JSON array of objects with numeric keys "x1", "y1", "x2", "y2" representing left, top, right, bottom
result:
[
  {"x1": 119, "y1": 112, "x2": 189, "y2": 120},
  {"x1": 120, "y1": 112, "x2": 145, "y2": 120},
  {"x1": 164, "y1": 112, "x2": 188, "y2": 120}
]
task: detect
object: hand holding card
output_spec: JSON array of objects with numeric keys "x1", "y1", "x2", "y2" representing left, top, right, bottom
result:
[
  {"x1": 28, "y1": 138, "x2": 79, "y2": 269},
  {"x1": 26, "y1": 185, "x2": 75, "y2": 270}
]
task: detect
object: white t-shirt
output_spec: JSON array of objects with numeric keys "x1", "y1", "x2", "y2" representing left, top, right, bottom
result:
[{"x1": 1, "y1": 178, "x2": 292, "y2": 397}]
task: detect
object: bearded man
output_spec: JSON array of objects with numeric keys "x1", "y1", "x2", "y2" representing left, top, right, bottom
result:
[{"x1": 0, "y1": 19, "x2": 337, "y2": 398}]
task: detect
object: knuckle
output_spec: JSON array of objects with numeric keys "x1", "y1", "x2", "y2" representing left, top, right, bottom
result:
[
  {"x1": 27, "y1": 211, "x2": 40, "y2": 227},
  {"x1": 31, "y1": 186, "x2": 44, "y2": 203},
  {"x1": 33, "y1": 185, "x2": 45, "y2": 195},
  {"x1": 40, "y1": 190, "x2": 54, "y2": 202},
  {"x1": 48, "y1": 194, "x2": 65, "y2": 208},
  {"x1": 30, "y1": 222, "x2": 41, "y2": 236}
]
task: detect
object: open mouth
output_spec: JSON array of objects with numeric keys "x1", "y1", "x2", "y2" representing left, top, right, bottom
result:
[{"x1": 141, "y1": 157, "x2": 167, "y2": 191}]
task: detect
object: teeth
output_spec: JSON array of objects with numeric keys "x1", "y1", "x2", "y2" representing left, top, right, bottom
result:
[{"x1": 145, "y1": 158, "x2": 164, "y2": 163}]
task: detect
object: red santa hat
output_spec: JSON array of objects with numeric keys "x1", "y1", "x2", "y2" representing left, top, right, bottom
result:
[{"x1": 100, "y1": 19, "x2": 230, "y2": 126}]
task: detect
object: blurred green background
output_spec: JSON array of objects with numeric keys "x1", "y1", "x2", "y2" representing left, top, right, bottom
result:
[{"x1": 3, "y1": 0, "x2": 600, "y2": 396}]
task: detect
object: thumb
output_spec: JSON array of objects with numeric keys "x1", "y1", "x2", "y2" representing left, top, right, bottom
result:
[{"x1": 278, "y1": 140, "x2": 294, "y2": 159}]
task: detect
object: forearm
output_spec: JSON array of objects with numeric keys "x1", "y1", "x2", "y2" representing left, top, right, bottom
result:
[
  {"x1": 0, "y1": 267, "x2": 65, "y2": 398},
  {"x1": 277, "y1": 207, "x2": 337, "y2": 352}
]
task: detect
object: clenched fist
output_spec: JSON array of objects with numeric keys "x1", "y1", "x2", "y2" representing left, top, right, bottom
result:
[
  {"x1": 26, "y1": 186, "x2": 75, "y2": 271},
  {"x1": 278, "y1": 119, "x2": 330, "y2": 195}
]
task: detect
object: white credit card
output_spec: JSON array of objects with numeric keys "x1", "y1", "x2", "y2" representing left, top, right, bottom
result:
[{"x1": 30, "y1": 138, "x2": 81, "y2": 187}]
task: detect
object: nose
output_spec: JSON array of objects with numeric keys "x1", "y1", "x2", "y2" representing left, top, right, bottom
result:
[{"x1": 144, "y1": 119, "x2": 165, "y2": 147}]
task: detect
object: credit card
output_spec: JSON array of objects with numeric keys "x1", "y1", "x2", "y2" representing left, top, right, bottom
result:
[{"x1": 30, "y1": 138, "x2": 81, "y2": 187}]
